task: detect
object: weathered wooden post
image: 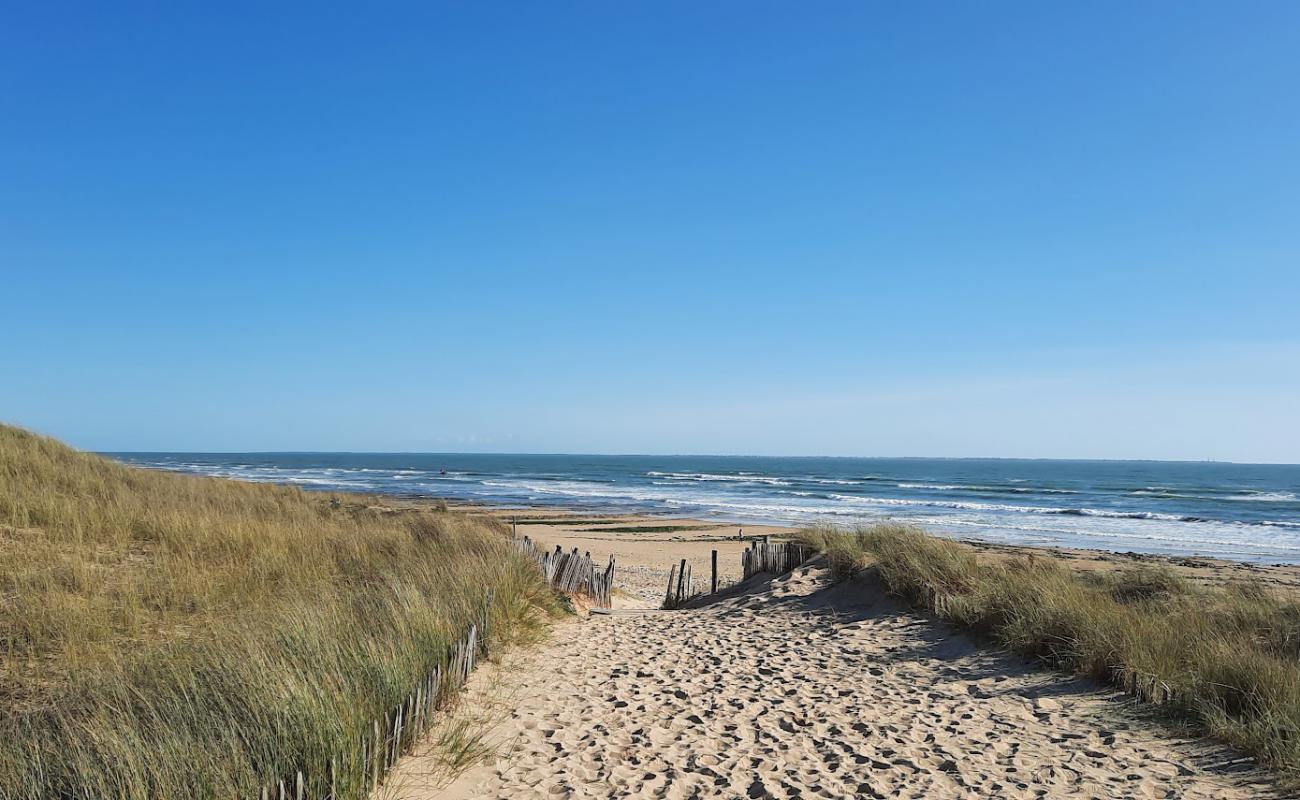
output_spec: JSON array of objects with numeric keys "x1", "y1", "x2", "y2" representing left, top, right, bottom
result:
[
  {"x1": 711, "y1": 549, "x2": 718, "y2": 594},
  {"x1": 675, "y1": 558, "x2": 687, "y2": 603},
  {"x1": 371, "y1": 719, "x2": 381, "y2": 791}
]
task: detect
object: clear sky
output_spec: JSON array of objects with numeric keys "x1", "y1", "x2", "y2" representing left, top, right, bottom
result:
[{"x1": 2, "y1": 3, "x2": 1298, "y2": 462}]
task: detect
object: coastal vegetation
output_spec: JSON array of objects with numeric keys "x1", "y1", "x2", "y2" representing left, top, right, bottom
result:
[
  {"x1": 0, "y1": 424, "x2": 557, "y2": 799},
  {"x1": 797, "y1": 524, "x2": 1300, "y2": 781}
]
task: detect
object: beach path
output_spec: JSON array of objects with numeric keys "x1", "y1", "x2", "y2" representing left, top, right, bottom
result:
[{"x1": 386, "y1": 562, "x2": 1276, "y2": 799}]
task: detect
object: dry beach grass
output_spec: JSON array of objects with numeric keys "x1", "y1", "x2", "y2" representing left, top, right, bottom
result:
[{"x1": 0, "y1": 424, "x2": 557, "y2": 799}]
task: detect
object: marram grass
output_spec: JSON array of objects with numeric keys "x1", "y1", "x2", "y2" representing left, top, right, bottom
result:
[
  {"x1": 798, "y1": 523, "x2": 1300, "y2": 781},
  {"x1": 0, "y1": 424, "x2": 558, "y2": 799}
]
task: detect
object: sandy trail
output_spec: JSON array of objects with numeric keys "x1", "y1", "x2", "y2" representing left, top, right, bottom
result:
[{"x1": 389, "y1": 561, "x2": 1275, "y2": 800}]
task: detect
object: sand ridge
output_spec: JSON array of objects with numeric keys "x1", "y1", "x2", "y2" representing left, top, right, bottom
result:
[{"x1": 386, "y1": 559, "x2": 1276, "y2": 799}]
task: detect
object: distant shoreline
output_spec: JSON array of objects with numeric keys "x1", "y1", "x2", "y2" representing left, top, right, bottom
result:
[{"x1": 384, "y1": 499, "x2": 1300, "y2": 595}]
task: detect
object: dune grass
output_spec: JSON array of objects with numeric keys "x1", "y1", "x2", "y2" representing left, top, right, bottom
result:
[
  {"x1": 0, "y1": 424, "x2": 558, "y2": 799},
  {"x1": 797, "y1": 523, "x2": 1300, "y2": 781}
]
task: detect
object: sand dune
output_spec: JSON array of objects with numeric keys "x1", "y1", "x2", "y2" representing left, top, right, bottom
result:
[{"x1": 388, "y1": 560, "x2": 1277, "y2": 799}]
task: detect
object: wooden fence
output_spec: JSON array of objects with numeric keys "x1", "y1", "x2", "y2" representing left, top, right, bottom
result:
[
  {"x1": 664, "y1": 541, "x2": 815, "y2": 609},
  {"x1": 1116, "y1": 665, "x2": 1175, "y2": 705},
  {"x1": 742, "y1": 540, "x2": 813, "y2": 580},
  {"x1": 513, "y1": 535, "x2": 616, "y2": 608},
  {"x1": 662, "y1": 558, "x2": 697, "y2": 609},
  {"x1": 255, "y1": 590, "x2": 494, "y2": 799}
]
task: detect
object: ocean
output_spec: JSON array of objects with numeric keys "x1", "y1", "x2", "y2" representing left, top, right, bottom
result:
[{"x1": 107, "y1": 453, "x2": 1300, "y2": 564}]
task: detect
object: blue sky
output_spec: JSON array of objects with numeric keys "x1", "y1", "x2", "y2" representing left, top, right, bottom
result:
[{"x1": 2, "y1": 2, "x2": 1298, "y2": 461}]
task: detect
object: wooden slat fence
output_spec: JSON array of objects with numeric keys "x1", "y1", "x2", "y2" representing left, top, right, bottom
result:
[
  {"x1": 663, "y1": 558, "x2": 697, "y2": 609},
  {"x1": 1115, "y1": 665, "x2": 1175, "y2": 705},
  {"x1": 664, "y1": 541, "x2": 815, "y2": 609},
  {"x1": 742, "y1": 540, "x2": 812, "y2": 580},
  {"x1": 513, "y1": 535, "x2": 616, "y2": 608},
  {"x1": 254, "y1": 588, "x2": 495, "y2": 799}
]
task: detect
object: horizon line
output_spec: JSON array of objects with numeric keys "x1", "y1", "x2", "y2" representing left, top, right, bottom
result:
[{"x1": 100, "y1": 450, "x2": 1300, "y2": 468}]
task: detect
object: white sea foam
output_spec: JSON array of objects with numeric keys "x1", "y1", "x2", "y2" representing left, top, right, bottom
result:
[
  {"x1": 1225, "y1": 491, "x2": 1298, "y2": 502},
  {"x1": 1130, "y1": 489, "x2": 1298, "y2": 503},
  {"x1": 646, "y1": 471, "x2": 792, "y2": 486},
  {"x1": 482, "y1": 478, "x2": 687, "y2": 504},
  {"x1": 825, "y1": 494, "x2": 1189, "y2": 521},
  {"x1": 897, "y1": 483, "x2": 970, "y2": 490},
  {"x1": 896, "y1": 482, "x2": 1078, "y2": 494}
]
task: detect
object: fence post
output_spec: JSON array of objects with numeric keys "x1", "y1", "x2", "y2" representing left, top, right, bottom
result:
[
  {"x1": 371, "y1": 719, "x2": 381, "y2": 791},
  {"x1": 711, "y1": 549, "x2": 718, "y2": 593},
  {"x1": 676, "y1": 558, "x2": 687, "y2": 603}
]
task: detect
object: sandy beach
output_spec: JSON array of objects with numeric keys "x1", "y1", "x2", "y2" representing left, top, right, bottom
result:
[{"x1": 374, "y1": 509, "x2": 1287, "y2": 799}]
